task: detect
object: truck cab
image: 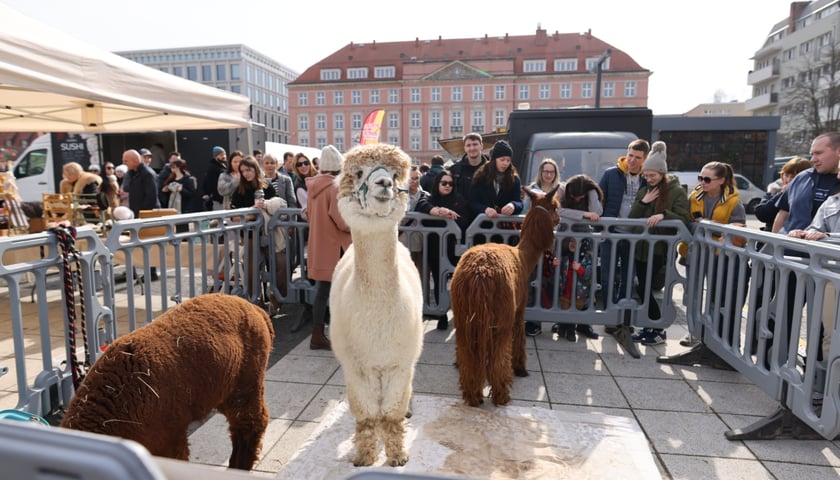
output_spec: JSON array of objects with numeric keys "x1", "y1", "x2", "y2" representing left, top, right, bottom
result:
[{"x1": 522, "y1": 131, "x2": 638, "y2": 185}]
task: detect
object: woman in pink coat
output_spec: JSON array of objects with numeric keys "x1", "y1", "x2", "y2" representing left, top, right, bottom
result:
[{"x1": 305, "y1": 145, "x2": 351, "y2": 350}]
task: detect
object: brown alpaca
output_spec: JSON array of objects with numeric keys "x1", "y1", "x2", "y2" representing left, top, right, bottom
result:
[
  {"x1": 451, "y1": 187, "x2": 559, "y2": 406},
  {"x1": 60, "y1": 293, "x2": 274, "y2": 470}
]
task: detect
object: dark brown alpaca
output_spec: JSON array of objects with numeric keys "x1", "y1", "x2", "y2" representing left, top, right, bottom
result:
[
  {"x1": 60, "y1": 293, "x2": 274, "y2": 470},
  {"x1": 451, "y1": 186, "x2": 560, "y2": 406}
]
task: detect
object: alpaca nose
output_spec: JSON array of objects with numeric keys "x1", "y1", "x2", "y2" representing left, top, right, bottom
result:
[{"x1": 375, "y1": 176, "x2": 392, "y2": 189}]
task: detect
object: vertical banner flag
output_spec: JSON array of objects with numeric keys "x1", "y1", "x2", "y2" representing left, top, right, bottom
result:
[{"x1": 360, "y1": 109, "x2": 385, "y2": 145}]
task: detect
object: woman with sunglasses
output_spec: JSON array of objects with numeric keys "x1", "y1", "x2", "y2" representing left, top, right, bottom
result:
[
  {"x1": 679, "y1": 161, "x2": 747, "y2": 347},
  {"x1": 416, "y1": 170, "x2": 469, "y2": 328},
  {"x1": 292, "y1": 153, "x2": 318, "y2": 211},
  {"x1": 628, "y1": 141, "x2": 690, "y2": 346}
]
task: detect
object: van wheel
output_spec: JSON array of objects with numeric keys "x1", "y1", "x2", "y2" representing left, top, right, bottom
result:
[{"x1": 747, "y1": 198, "x2": 760, "y2": 214}]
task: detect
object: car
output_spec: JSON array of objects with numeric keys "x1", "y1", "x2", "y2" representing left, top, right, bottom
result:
[{"x1": 669, "y1": 171, "x2": 764, "y2": 214}]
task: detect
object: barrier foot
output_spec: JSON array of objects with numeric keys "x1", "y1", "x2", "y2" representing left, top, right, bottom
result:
[
  {"x1": 611, "y1": 326, "x2": 641, "y2": 359},
  {"x1": 657, "y1": 343, "x2": 735, "y2": 370},
  {"x1": 724, "y1": 406, "x2": 824, "y2": 440}
]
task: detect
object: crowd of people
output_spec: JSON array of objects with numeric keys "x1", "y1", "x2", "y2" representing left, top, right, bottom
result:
[{"x1": 48, "y1": 129, "x2": 840, "y2": 359}]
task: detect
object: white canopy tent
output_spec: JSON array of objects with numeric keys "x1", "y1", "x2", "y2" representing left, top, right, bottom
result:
[{"x1": 0, "y1": 3, "x2": 251, "y2": 132}]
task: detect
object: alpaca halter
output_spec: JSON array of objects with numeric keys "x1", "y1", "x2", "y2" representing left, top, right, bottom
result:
[{"x1": 351, "y1": 165, "x2": 407, "y2": 209}]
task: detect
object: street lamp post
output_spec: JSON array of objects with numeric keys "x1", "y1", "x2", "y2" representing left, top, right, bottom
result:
[{"x1": 592, "y1": 49, "x2": 612, "y2": 108}]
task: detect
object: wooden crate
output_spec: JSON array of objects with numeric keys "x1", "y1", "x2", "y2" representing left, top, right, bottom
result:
[{"x1": 137, "y1": 209, "x2": 177, "y2": 239}]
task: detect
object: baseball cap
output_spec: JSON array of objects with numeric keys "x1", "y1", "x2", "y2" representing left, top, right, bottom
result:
[{"x1": 139, "y1": 148, "x2": 152, "y2": 157}]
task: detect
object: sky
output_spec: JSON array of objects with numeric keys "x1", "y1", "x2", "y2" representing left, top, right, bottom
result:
[{"x1": 3, "y1": 0, "x2": 797, "y2": 115}]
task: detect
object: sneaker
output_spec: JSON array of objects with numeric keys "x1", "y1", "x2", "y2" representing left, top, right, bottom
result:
[
  {"x1": 564, "y1": 326, "x2": 577, "y2": 342},
  {"x1": 551, "y1": 323, "x2": 563, "y2": 341},
  {"x1": 631, "y1": 328, "x2": 650, "y2": 342},
  {"x1": 576, "y1": 324, "x2": 599, "y2": 340},
  {"x1": 641, "y1": 329, "x2": 667, "y2": 346},
  {"x1": 525, "y1": 321, "x2": 542, "y2": 337},
  {"x1": 679, "y1": 334, "x2": 700, "y2": 347}
]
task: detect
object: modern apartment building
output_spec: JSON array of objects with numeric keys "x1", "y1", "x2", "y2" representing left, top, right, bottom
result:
[
  {"x1": 747, "y1": 0, "x2": 840, "y2": 153},
  {"x1": 116, "y1": 45, "x2": 298, "y2": 144},
  {"x1": 288, "y1": 27, "x2": 650, "y2": 161}
]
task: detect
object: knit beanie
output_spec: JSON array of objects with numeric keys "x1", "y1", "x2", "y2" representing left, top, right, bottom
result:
[
  {"x1": 212, "y1": 146, "x2": 226, "y2": 157},
  {"x1": 318, "y1": 145, "x2": 344, "y2": 173},
  {"x1": 490, "y1": 140, "x2": 513, "y2": 161},
  {"x1": 642, "y1": 141, "x2": 668, "y2": 174}
]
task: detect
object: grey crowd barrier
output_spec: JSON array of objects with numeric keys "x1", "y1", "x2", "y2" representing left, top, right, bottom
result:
[{"x1": 2, "y1": 209, "x2": 839, "y2": 442}]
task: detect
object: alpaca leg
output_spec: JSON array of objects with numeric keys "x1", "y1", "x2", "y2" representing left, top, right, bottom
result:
[
  {"x1": 456, "y1": 334, "x2": 485, "y2": 407},
  {"x1": 353, "y1": 418, "x2": 378, "y2": 467},
  {"x1": 220, "y1": 397, "x2": 269, "y2": 470},
  {"x1": 511, "y1": 308, "x2": 529, "y2": 378},
  {"x1": 489, "y1": 327, "x2": 514, "y2": 406},
  {"x1": 379, "y1": 416, "x2": 409, "y2": 466}
]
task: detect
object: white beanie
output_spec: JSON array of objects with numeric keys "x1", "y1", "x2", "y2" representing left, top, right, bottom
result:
[
  {"x1": 642, "y1": 141, "x2": 668, "y2": 174},
  {"x1": 318, "y1": 145, "x2": 344, "y2": 173}
]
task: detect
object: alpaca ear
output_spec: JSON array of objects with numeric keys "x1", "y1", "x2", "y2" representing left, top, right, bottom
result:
[
  {"x1": 545, "y1": 185, "x2": 560, "y2": 200},
  {"x1": 523, "y1": 186, "x2": 540, "y2": 201}
]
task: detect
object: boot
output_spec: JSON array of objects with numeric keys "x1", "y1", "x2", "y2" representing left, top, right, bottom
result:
[{"x1": 310, "y1": 324, "x2": 331, "y2": 350}]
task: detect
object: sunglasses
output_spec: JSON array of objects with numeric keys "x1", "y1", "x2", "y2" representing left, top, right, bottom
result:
[
  {"x1": 296, "y1": 161, "x2": 310, "y2": 167},
  {"x1": 697, "y1": 175, "x2": 719, "y2": 184},
  {"x1": 105, "y1": 166, "x2": 114, "y2": 170},
  {"x1": 440, "y1": 180, "x2": 453, "y2": 187}
]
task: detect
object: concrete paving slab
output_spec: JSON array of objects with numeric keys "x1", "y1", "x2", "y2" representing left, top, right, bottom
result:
[
  {"x1": 635, "y1": 410, "x2": 755, "y2": 459},
  {"x1": 616, "y1": 377, "x2": 711, "y2": 413},
  {"x1": 543, "y1": 372, "x2": 628, "y2": 408},
  {"x1": 659, "y1": 454, "x2": 772, "y2": 480},
  {"x1": 275, "y1": 394, "x2": 659, "y2": 480}
]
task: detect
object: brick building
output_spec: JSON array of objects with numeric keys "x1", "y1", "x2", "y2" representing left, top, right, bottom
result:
[{"x1": 289, "y1": 27, "x2": 650, "y2": 161}]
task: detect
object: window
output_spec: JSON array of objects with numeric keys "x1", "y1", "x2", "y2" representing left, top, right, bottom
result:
[
  {"x1": 554, "y1": 58, "x2": 578, "y2": 71},
  {"x1": 430, "y1": 111, "x2": 441, "y2": 128},
  {"x1": 374, "y1": 66, "x2": 395, "y2": 78},
  {"x1": 347, "y1": 67, "x2": 368, "y2": 79},
  {"x1": 352, "y1": 90, "x2": 361, "y2": 104},
  {"x1": 335, "y1": 136, "x2": 345, "y2": 152},
  {"x1": 370, "y1": 89, "x2": 380, "y2": 104},
  {"x1": 431, "y1": 87, "x2": 441, "y2": 102},
  {"x1": 316, "y1": 114, "x2": 326, "y2": 130},
  {"x1": 518, "y1": 85, "x2": 529, "y2": 100},
  {"x1": 173, "y1": 66, "x2": 183, "y2": 77},
  {"x1": 495, "y1": 85, "x2": 505, "y2": 100},
  {"x1": 450, "y1": 111, "x2": 462, "y2": 127},
  {"x1": 231, "y1": 85, "x2": 241, "y2": 94},
  {"x1": 523, "y1": 59, "x2": 546, "y2": 72},
  {"x1": 410, "y1": 88, "x2": 421, "y2": 103},
  {"x1": 430, "y1": 136, "x2": 441, "y2": 150},
  {"x1": 410, "y1": 111, "x2": 421, "y2": 128},
  {"x1": 624, "y1": 81, "x2": 636, "y2": 97},
  {"x1": 581, "y1": 82, "x2": 593, "y2": 98},
  {"x1": 159, "y1": 67, "x2": 169, "y2": 74},
  {"x1": 560, "y1": 83, "x2": 571, "y2": 98},
  {"x1": 585, "y1": 57, "x2": 610, "y2": 70},
  {"x1": 320, "y1": 69, "x2": 340, "y2": 81},
  {"x1": 451, "y1": 87, "x2": 462, "y2": 101},
  {"x1": 603, "y1": 82, "x2": 614, "y2": 98},
  {"x1": 783, "y1": 48, "x2": 795, "y2": 62},
  {"x1": 316, "y1": 92, "x2": 325, "y2": 105},
  {"x1": 539, "y1": 83, "x2": 550, "y2": 99},
  {"x1": 316, "y1": 138, "x2": 326, "y2": 149},
  {"x1": 389, "y1": 89, "x2": 398, "y2": 103},
  {"x1": 388, "y1": 136, "x2": 399, "y2": 146},
  {"x1": 471, "y1": 111, "x2": 484, "y2": 131},
  {"x1": 186, "y1": 66, "x2": 197, "y2": 80},
  {"x1": 299, "y1": 115, "x2": 309, "y2": 131},
  {"x1": 472, "y1": 86, "x2": 484, "y2": 101},
  {"x1": 351, "y1": 113, "x2": 362, "y2": 129},
  {"x1": 300, "y1": 138, "x2": 309, "y2": 147},
  {"x1": 334, "y1": 113, "x2": 344, "y2": 130},
  {"x1": 216, "y1": 64, "x2": 226, "y2": 81},
  {"x1": 298, "y1": 92, "x2": 308, "y2": 106},
  {"x1": 410, "y1": 136, "x2": 421, "y2": 151},
  {"x1": 202, "y1": 65, "x2": 212, "y2": 81},
  {"x1": 494, "y1": 110, "x2": 506, "y2": 128},
  {"x1": 334, "y1": 91, "x2": 343, "y2": 105},
  {"x1": 231, "y1": 64, "x2": 240, "y2": 81},
  {"x1": 388, "y1": 112, "x2": 398, "y2": 129}
]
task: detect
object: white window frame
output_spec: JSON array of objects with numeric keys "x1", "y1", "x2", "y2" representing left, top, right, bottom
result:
[
  {"x1": 320, "y1": 69, "x2": 340, "y2": 81},
  {"x1": 523, "y1": 59, "x2": 546, "y2": 72}
]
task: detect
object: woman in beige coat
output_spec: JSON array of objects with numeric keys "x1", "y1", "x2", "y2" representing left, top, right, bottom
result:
[{"x1": 305, "y1": 145, "x2": 351, "y2": 350}]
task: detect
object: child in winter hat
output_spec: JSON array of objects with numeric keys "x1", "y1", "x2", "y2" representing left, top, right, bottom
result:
[
  {"x1": 642, "y1": 141, "x2": 668, "y2": 174},
  {"x1": 490, "y1": 140, "x2": 513, "y2": 160}
]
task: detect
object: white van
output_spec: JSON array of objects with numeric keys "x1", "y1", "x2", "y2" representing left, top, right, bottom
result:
[
  {"x1": 11, "y1": 133, "x2": 101, "y2": 203},
  {"x1": 670, "y1": 171, "x2": 764, "y2": 213}
]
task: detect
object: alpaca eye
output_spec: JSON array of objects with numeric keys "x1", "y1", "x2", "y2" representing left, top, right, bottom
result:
[{"x1": 355, "y1": 170, "x2": 363, "y2": 180}]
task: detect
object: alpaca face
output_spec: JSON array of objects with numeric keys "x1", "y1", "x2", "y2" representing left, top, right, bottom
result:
[{"x1": 338, "y1": 144, "x2": 411, "y2": 225}]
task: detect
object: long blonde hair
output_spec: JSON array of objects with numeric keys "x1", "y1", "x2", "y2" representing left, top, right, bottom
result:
[{"x1": 531, "y1": 158, "x2": 561, "y2": 191}]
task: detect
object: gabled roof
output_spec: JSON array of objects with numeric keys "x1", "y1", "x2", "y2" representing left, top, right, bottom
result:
[{"x1": 291, "y1": 28, "x2": 647, "y2": 85}]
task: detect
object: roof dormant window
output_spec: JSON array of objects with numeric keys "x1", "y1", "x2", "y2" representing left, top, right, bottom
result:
[
  {"x1": 347, "y1": 67, "x2": 368, "y2": 79},
  {"x1": 585, "y1": 57, "x2": 610, "y2": 71},
  {"x1": 320, "y1": 69, "x2": 341, "y2": 81},
  {"x1": 374, "y1": 66, "x2": 396, "y2": 78},
  {"x1": 554, "y1": 58, "x2": 578, "y2": 71},
  {"x1": 523, "y1": 60, "x2": 546, "y2": 73}
]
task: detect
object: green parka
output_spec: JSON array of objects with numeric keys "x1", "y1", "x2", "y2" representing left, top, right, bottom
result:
[{"x1": 629, "y1": 174, "x2": 691, "y2": 261}]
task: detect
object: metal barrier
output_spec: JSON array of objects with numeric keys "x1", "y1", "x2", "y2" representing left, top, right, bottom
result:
[{"x1": 3, "y1": 210, "x2": 840, "y2": 441}]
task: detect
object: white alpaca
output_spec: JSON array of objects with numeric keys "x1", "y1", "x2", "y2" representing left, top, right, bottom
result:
[{"x1": 330, "y1": 144, "x2": 424, "y2": 467}]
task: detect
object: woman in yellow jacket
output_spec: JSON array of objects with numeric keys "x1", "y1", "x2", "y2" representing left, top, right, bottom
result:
[{"x1": 681, "y1": 161, "x2": 747, "y2": 347}]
